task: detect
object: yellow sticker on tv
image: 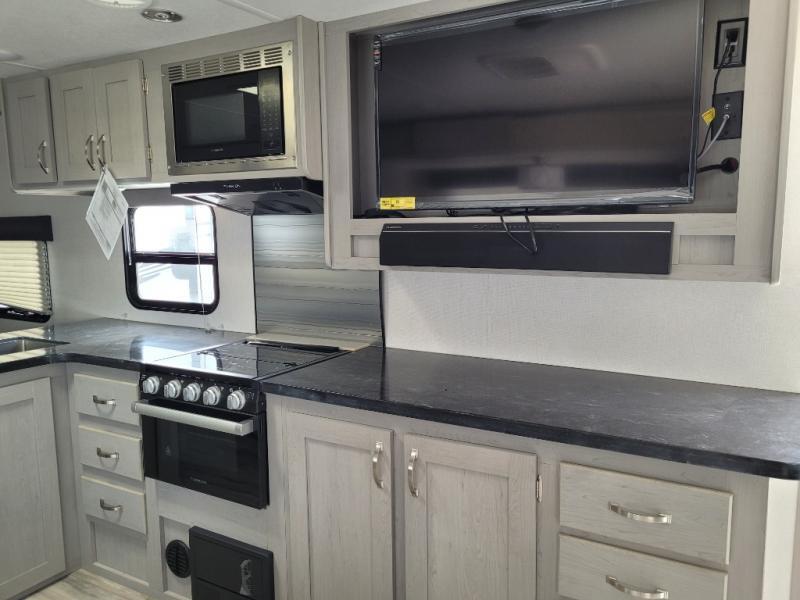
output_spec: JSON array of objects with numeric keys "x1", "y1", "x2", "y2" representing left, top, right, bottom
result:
[{"x1": 380, "y1": 197, "x2": 416, "y2": 210}]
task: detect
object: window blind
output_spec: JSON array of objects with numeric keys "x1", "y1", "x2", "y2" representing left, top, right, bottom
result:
[{"x1": 0, "y1": 240, "x2": 53, "y2": 315}]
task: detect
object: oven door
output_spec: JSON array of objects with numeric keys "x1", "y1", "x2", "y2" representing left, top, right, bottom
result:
[
  {"x1": 138, "y1": 400, "x2": 269, "y2": 508},
  {"x1": 171, "y1": 68, "x2": 284, "y2": 164}
]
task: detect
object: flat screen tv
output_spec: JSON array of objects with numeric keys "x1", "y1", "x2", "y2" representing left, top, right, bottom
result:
[{"x1": 374, "y1": 0, "x2": 704, "y2": 211}]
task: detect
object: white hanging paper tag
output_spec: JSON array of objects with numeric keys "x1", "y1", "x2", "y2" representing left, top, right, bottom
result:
[{"x1": 86, "y1": 167, "x2": 129, "y2": 260}]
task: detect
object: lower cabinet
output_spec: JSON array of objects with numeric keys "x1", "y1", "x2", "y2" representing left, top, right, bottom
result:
[
  {"x1": 68, "y1": 367, "x2": 148, "y2": 592},
  {"x1": 0, "y1": 378, "x2": 65, "y2": 599},
  {"x1": 403, "y1": 435, "x2": 538, "y2": 600},
  {"x1": 286, "y1": 412, "x2": 394, "y2": 600},
  {"x1": 284, "y1": 410, "x2": 539, "y2": 600}
]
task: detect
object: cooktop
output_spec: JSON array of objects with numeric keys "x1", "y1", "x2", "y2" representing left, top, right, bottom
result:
[{"x1": 152, "y1": 339, "x2": 344, "y2": 381}]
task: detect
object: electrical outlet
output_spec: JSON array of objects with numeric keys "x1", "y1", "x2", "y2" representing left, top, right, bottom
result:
[
  {"x1": 712, "y1": 91, "x2": 744, "y2": 140},
  {"x1": 715, "y1": 18, "x2": 748, "y2": 68}
]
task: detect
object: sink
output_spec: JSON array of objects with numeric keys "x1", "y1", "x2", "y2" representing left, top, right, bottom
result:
[{"x1": 0, "y1": 337, "x2": 66, "y2": 355}]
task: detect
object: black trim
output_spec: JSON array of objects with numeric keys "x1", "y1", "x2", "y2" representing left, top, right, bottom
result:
[
  {"x1": 123, "y1": 207, "x2": 220, "y2": 314},
  {"x1": 0, "y1": 306, "x2": 51, "y2": 323},
  {"x1": 0, "y1": 216, "x2": 53, "y2": 241}
]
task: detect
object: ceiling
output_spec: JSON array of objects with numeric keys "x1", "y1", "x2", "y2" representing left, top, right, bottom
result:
[{"x1": 0, "y1": 0, "x2": 428, "y2": 78}]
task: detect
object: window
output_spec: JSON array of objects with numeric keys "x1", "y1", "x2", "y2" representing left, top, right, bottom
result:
[
  {"x1": 0, "y1": 240, "x2": 53, "y2": 322},
  {"x1": 124, "y1": 205, "x2": 219, "y2": 314}
]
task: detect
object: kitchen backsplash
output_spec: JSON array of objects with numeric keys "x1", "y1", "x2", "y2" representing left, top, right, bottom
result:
[{"x1": 252, "y1": 214, "x2": 381, "y2": 344}]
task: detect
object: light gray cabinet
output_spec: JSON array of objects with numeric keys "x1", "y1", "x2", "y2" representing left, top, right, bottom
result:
[
  {"x1": 51, "y1": 59, "x2": 150, "y2": 182},
  {"x1": 403, "y1": 434, "x2": 538, "y2": 600},
  {"x1": 286, "y1": 411, "x2": 394, "y2": 600},
  {"x1": 49, "y1": 68, "x2": 97, "y2": 182},
  {"x1": 2, "y1": 77, "x2": 58, "y2": 185},
  {"x1": 0, "y1": 378, "x2": 65, "y2": 598},
  {"x1": 68, "y1": 366, "x2": 149, "y2": 593}
]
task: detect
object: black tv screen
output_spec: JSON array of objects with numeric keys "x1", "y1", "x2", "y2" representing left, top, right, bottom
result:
[{"x1": 374, "y1": 0, "x2": 704, "y2": 210}]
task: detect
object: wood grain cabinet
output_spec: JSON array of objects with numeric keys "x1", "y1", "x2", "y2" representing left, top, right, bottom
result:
[
  {"x1": 68, "y1": 367, "x2": 149, "y2": 594},
  {"x1": 286, "y1": 412, "x2": 394, "y2": 600},
  {"x1": 403, "y1": 435, "x2": 538, "y2": 600},
  {"x1": 2, "y1": 77, "x2": 58, "y2": 185},
  {"x1": 50, "y1": 59, "x2": 150, "y2": 182},
  {"x1": 0, "y1": 378, "x2": 65, "y2": 599}
]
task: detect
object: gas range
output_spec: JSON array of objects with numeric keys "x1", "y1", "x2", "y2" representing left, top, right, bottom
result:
[{"x1": 133, "y1": 339, "x2": 345, "y2": 508}]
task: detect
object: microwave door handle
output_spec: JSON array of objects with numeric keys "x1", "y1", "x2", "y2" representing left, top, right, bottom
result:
[{"x1": 131, "y1": 401, "x2": 255, "y2": 436}]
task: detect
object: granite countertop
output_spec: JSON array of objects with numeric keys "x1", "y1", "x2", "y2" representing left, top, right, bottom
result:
[
  {"x1": 0, "y1": 318, "x2": 246, "y2": 373},
  {"x1": 3, "y1": 318, "x2": 799, "y2": 480},
  {"x1": 263, "y1": 346, "x2": 800, "y2": 480}
]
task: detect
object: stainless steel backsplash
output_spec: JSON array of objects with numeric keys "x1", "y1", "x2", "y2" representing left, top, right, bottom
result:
[{"x1": 252, "y1": 214, "x2": 381, "y2": 344}]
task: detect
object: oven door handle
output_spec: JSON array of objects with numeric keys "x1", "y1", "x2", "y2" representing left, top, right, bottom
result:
[{"x1": 131, "y1": 401, "x2": 255, "y2": 436}]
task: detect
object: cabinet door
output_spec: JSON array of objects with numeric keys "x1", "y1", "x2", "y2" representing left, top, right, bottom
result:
[
  {"x1": 50, "y1": 68, "x2": 99, "y2": 182},
  {"x1": 3, "y1": 77, "x2": 57, "y2": 185},
  {"x1": 404, "y1": 435, "x2": 537, "y2": 600},
  {"x1": 92, "y1": 60, "x2": 149, "y2": 180},
  {"x1": 286, "y1": 412, "x2": 393, "y2": 600},
  {"x1": 0, "y1": 378, "x2": 65, "y2": 597}
]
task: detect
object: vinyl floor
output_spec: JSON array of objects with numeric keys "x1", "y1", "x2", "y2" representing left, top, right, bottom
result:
[{"x1": 25, "y1": 570, "x2": 149, "y2": 600}]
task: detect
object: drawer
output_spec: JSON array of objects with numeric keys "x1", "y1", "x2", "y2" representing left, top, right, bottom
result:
[
  {"x1": 559, "y1": 535, "x2": 727, "y2": 600},
  {"x1": 74, "y1": 373, "x2": 139, "y2": 426},
  {"x1": 81, "y1": 475, "x2": 146, "y2": 535},
  {"x1": 78, "y1": 425, "x2": 143, "y2": 481},
  {"x1": 560, "y1": 463, "x2": 732, "y2": 565}
]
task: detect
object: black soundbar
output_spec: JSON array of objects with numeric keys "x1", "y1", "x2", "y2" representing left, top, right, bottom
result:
[{"x1": 379, "y1": 222, "x2": 673, "y2": 275}]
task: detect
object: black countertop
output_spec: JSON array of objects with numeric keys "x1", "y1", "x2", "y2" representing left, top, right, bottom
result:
[
  {"x1": 263, "y1": 346, "x2": 800, "y2": 480},
  {"x1": 2, "y1": 319, "x2": 799, "y2": 480},
  {"x1": 0, "y1": 318, "x2": 245, "y2": 372}
]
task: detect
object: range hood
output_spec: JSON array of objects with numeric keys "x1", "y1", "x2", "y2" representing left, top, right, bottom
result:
[{"x1": 170, "y1": 178, "x2": 323, "y2": 216}]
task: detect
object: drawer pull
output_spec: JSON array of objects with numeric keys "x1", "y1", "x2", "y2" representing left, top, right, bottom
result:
[
  {"x1": 609, "y1": 502, "x2": 672, "y2": 525},
  {"x1": 606, "y1": 575, "x2": 669, "y2": 599},
  {"x1": 99, "y1": 499, "x2": 122, "y2": 512},
  {"x1": 92, "y1": 395, "x2": 117, "y2": 407},
  {"x1": 96, "y1": 447, "x2": 119, "y2": 460}
]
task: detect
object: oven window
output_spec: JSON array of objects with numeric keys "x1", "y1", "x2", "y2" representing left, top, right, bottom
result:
[{"x1": 171, "y1": 68, "x2": 284, "y2": 163}]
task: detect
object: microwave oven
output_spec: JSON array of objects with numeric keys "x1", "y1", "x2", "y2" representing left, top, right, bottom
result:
[{"x1": 162, "y1": 42, "x2": 297, "y2": 176}]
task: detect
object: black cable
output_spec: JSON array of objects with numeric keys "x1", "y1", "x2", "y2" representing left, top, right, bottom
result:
[
  {"x1": 524, "y1": 209, "x2": 538, "y2": 253},
  {"x1": 378, "y1": 270, "x2": 386, "y2": 346},
  {"x1": 500, "y1": 214, "x2": 536, "y2": 255}
]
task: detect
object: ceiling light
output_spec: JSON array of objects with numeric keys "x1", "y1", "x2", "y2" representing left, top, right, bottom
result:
[
  {"x1": 86, "y1": 0, "x2": 153, "y2": 8},
  {"x1": 141, "y1": 8, "x2": 183, "y2": 22}
]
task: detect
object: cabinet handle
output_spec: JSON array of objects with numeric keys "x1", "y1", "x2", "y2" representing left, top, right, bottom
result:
[
  {"x1": 92, "y1": 395, "x2": 116, "y2": 407},
  {"x1": 36, "y1": 140, "x2": 49, "y2": 174},
  {"x1": 372, "y1": 441, "x2": 385, "y2": 489},
  {"x1": 606, "y1": 576, "x2": 669, "y2": 599},
  {"x1": 407, "y1": 448, "x2": 419, "y2": 497},
  {"x1": 99, "y1": 499, "x2": 122, "y2": 512},
  {"x1": 97, "y1": 134, "x2": 107, "y2": 167},
  {"x1": 96, "y1": 447, "x2": 119, "y2": 460},
  {"x1": 608, "y1": 502, "x2": 672, "y2": 525},
  {"x1": 85, "y1": 134, "x2": 96, "y2": 170}
]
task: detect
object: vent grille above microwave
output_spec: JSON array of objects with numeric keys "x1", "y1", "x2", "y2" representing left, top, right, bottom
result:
[{"x1": 164, "y1": 42, "x2": 290, "y2": 83}]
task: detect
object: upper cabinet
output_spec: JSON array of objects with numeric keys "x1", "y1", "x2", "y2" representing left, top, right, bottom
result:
[
  {"x1": 51, "y1": 60, "x2": 150, "y2": 183},
  {"x1": 3, "y1": 77, "x2": 58, "y2": 186}
]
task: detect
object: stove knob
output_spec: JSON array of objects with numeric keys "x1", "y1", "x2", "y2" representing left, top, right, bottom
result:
[
  {"x1": 227, "y1": 390, "x2": 247, "y2": 411},
  {"x1": 141, "y1": 376, "x2": 161, "y2": 395},
  {"x1": 183, "y1": 382, "x2": 202, "y2": 403},
  {"x1": 202, "y1": 385, "x2": 222, "y2": 406},
  {"x1": 164, "y1": 379, "x2": 182, "y2": 399}
]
